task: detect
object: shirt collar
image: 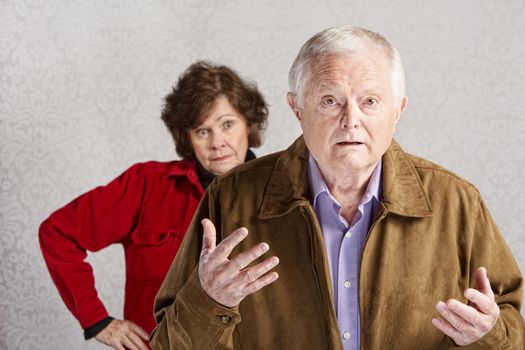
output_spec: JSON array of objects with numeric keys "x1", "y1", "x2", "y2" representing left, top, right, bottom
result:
[
  {"x1": 308, "y1": 152, "x2": 329, "y2": 207},
  {"x1": 166, "y1": 160, "x2": 202, "y2": 190},
  {"x1": 307, "y1": 152, "x2": 382, "y2": 210}
]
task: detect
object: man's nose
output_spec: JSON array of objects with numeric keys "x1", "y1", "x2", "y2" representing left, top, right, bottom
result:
[{"x1": 340, "y1": 102, "x2": 360, "y2": 129}]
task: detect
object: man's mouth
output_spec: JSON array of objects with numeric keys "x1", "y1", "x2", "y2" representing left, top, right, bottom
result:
[{"x1": 337, "y1": 141, "x2": 364, "y2": 145}]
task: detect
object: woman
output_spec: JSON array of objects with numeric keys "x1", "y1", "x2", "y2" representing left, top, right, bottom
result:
[{"x1": 39, "y1": 61, "x2": 268, "y2": 350}]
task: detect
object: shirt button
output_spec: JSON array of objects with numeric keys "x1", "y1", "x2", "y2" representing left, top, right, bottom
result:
[
  {"x1": 343, "y1": 331, "x2": 351, "y2": 340},
  {"x1": 345, "y1": 231, "x2": 352, "y2": 238},
  {"x1": 220, "y1": 315, "x2": 232, "y2": 324},
  {"x1": 343, "y1": 280, "x2": 351, "y2": 288}
]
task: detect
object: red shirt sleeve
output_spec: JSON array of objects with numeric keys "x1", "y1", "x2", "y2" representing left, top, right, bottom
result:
[{"x1": 39, "y1": 164, "x2": 144, "y2": 329}]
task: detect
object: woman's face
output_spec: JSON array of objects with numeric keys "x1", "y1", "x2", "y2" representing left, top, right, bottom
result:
[{"x1": 189, "y1": 95, "x2": 250, "y2": 176}]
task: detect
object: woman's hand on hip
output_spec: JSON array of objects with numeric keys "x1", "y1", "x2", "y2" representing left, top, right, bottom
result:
[{"x1": 95, "y1": 318, "x2": 150, "y2": 350}]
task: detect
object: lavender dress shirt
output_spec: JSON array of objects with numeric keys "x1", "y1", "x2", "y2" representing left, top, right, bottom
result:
[{"x1": 308, "y1": 153, "x2": 382, "y2": 350}]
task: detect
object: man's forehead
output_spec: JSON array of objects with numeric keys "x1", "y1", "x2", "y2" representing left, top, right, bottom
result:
[
  {"x1": 307, "y1": 58, "x2": 390, "y2": 94},
  {"x1": 309, "y1": 52, "x2": 388, "y2": 76}
]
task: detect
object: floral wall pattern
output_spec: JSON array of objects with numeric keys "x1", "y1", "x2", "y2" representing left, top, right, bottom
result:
[{"x1": 1, "y1": 1, "x2": 524, "y2": 348}]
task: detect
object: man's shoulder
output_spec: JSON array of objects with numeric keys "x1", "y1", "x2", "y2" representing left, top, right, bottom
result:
[
  {"x1": 207, "y1": 150, "x2": 287, "y2": 198},
  {"x1": 405, "y1": 152, "x2": 481, "y2": 199},
  {"x1": 406, "y1": 152, "x2": 472, "y2": 183},
  {"x1": 240, "y1": 150, "x2": 284, "y2": 170},
  {"x1": 216, "y1": 150, "x2": 284, "y2": 183}
]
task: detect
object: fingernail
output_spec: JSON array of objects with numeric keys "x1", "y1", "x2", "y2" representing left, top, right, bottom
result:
[
  {"x1": 465, "y1": 290, "x2": 474, "y2": 299},
  {"x1": 260, "y1": 243, "x2": 269, "y2": 252},
  {"x1": 448, "y1": 299, "x2": 459, "y2": 309}
]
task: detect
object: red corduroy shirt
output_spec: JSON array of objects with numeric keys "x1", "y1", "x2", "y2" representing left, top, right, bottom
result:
[{"x1": 39, "y1": 160, "x2": 204, "y2": 334}]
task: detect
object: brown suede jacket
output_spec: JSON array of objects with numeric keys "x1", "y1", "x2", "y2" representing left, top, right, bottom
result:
[{"x1": 151, "y1": 137, "x2": 524, "y2": 349}]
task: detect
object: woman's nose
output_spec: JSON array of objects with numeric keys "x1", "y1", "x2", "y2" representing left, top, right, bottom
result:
[{"x1": 209, "y1": 131, "x2": 226, "y2": 149}]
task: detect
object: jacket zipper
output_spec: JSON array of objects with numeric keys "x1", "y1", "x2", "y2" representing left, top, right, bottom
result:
[
  {"x1": 357, "y1": 203, "x2": 388, "y2": 349},
  {"x1": 302, "y1": 203, "x2": 342, "y2": 350}
]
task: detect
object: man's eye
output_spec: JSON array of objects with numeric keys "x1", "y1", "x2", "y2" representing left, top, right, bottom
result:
[
  {"x1": 364, "y1": 97, "x2": 378, "y2": 106},
  {"x1": 321, "y1": 97, "x2": 337, "y2": 106}
]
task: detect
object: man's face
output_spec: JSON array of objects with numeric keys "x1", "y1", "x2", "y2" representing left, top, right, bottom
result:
[{"x1": 289, "y1": 52, "x2": 407, "y2": 177}]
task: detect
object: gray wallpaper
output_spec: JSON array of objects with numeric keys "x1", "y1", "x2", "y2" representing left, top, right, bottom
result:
[{"x1": 1, "y1": 1, "x2": 524, "y2": 349}]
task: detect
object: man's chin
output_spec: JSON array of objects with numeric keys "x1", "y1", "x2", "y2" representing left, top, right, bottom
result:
[{"x1": 330, "y1": 156, "x2": 370, "y2": 171}]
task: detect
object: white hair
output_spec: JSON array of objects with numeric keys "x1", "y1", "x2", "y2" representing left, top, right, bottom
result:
[{"x1": 288, "y1": 25, "x2": 406, "y2": 107}]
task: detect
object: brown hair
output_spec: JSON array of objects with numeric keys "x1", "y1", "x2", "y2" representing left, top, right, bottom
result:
[{"x1": 161, "y1": 61, "x2": 268, "y2": 160}]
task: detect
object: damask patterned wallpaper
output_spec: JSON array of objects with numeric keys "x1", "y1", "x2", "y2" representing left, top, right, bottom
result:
[{"x1": 1, "y1": 1, "x2": 524, "y2": 348}]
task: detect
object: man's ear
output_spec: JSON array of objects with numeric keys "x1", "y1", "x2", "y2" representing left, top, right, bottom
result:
[
  {"x1": 287, "y1": 92, "x2": 302, "y2": 121},
  {"x1": 394, "y1": 95, "x2": 408, "y2": 124}
]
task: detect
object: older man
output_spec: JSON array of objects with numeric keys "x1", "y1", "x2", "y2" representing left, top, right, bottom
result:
[{"x1": 151, "y1": 25, "x2": 524, "y2": 349}]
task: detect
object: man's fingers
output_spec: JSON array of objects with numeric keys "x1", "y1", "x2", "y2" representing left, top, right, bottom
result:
[
  {"x1": 244, "y1": 270, "x2": 280, "y2": 294},
  {"x1": 474, "y1": 267, "x2": 493, "y2": 297},
  {"x1": 214, "y1": 227, "x2": 249, "y2": 259},
  {"x1": 238, "y1": 256, "x2": 279, "y2": 284},
  {"x1": 432, "y1": 270, "x2": 500, "y2": 346},
  {"x1": 228, "y1": 242, "x2": 270, "y2": 272},
  {"x1": 435, "y1": 300, "x2": 472, "y2": 334},
  {"x1": 431, "y1": 316, "x2": 460, "y2": 340},
  {"x1": 201, "y1": 218, "x2": 217, "y2": 255},
  {"x1": 466, "y1": 267, "x2": 498, "y2": 316},
  {"x1": 445, "y1": 299, "x2": 485, "y2": 327},
  {"x1": 464, "y1": 288, "x2": 500, "y2": 317}
]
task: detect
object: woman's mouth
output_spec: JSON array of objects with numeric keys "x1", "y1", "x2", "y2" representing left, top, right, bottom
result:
[{"x1": 210, "y1": 155, "x2": 232, "y2": 162}]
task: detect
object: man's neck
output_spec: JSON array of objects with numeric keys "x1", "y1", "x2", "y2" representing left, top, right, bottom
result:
[{"x1": 319, "y1": 164, "x2": 375, "y2": 223}]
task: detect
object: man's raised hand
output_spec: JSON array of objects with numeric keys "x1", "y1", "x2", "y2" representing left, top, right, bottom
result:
[
  {"x1": 198, "y1": 218, "x2": 279, "y2": 307},
  {"x1": 432, "y1": 267, "x2": 500, "y2": 346}
]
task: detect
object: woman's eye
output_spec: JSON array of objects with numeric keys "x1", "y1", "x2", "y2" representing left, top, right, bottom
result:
[
  {"x1": 196, "y1": 129, "x2": 208, "y2": 137},
  {"x1": 223, "y1": 120, "x2": 234, "y2": 129}
]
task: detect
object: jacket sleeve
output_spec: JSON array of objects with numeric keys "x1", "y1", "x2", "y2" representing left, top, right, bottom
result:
[
  {"x1": 450, "y1": 197, "x2": 524, "y2": 349},
  {"x1": 38, "y1": 164, "x2": 143, "y2": 329},
  {"x1": 150, "y1": 185, "x2": 241, "y2": 350}
]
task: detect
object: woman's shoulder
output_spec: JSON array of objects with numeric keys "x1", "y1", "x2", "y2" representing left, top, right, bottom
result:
[{"x1": 121, "y1": 159, "x2": 196, "y2": 179}]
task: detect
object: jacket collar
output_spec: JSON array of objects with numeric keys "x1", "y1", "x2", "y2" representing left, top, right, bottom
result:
[
  {"x1": 381, "y1": 140, "x2": 432, "y2": 217},
  {"x1": 258, "y1": 137, "x2": 310, "y2": 219},
  {"x1": 258, "y1": 136, "x2": 432, "y2": 219}
]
